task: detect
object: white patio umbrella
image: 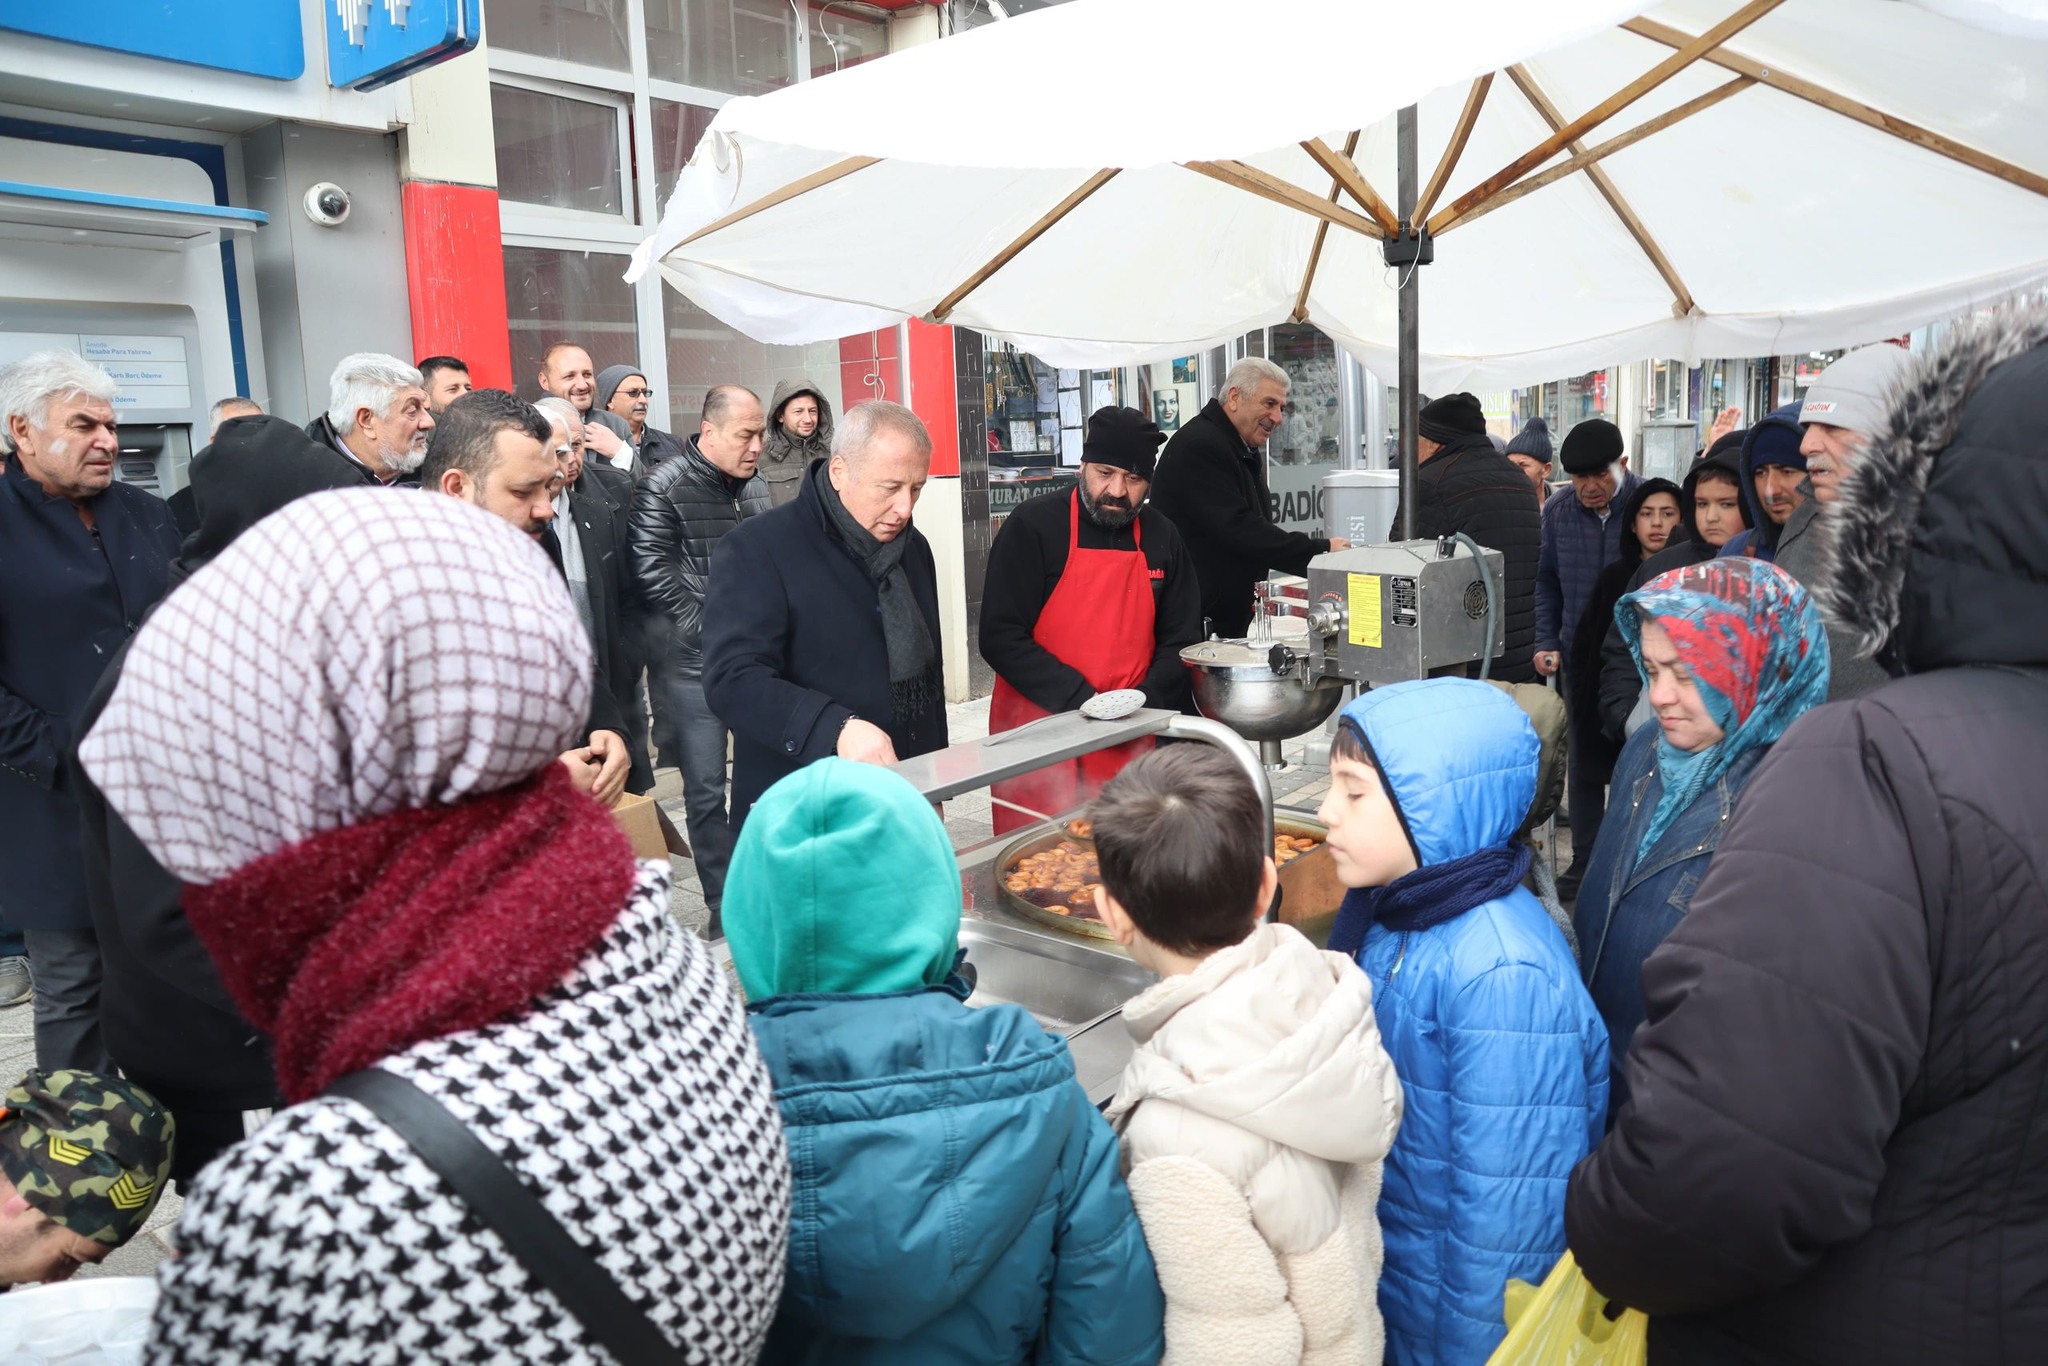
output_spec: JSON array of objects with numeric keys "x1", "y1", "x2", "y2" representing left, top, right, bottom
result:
[{"x1": 627, "y1": 0, "x2": 2048, "y2": 521}]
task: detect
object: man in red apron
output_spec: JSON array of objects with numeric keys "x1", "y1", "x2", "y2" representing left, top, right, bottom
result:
[{"x1": 980, "y1": 407, "x2": 1204, "y2": 833}]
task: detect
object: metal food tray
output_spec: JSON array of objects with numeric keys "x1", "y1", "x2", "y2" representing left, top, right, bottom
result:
[{"x1": 994, "y1": 813, "x2": 1336, "y2": 943}]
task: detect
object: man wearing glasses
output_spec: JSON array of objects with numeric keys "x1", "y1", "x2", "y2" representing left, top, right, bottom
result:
[{"x1": 599, "y1": 365, "x2": 689, "y2": 480}]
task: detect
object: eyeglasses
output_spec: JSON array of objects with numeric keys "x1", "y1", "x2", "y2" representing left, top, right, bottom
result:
[{"x1": 619, "y1": 387, "x2": 654, "y2": 399}]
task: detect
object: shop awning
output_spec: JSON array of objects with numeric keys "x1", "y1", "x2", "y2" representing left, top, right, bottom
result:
[
  {"x1": 0, "y1": 180, "x2": 268, "y2": 251},
  {"x1": 628, "y1": 0, "x2": 2048, "y2": 392}
]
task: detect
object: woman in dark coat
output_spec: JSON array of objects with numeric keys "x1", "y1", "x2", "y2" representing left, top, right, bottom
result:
[
  {"x1": 1566, "y1": 306, "x2": 2048, "y2": 1364},
  {"x1": 1562, "y1": 477, "x2": 1684, "y2": 856},
  {"x1": 1570, "y1": 558, "x2": 1827, "y2": 1119}
]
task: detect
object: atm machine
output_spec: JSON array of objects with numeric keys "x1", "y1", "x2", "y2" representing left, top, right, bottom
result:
[{"x1": 0, "y1": 302, "x2": 208, "y2": 495}]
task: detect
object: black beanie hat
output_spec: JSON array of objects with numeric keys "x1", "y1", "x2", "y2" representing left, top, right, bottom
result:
[
  {"x1": 1504, "y1": 417, "x2": 1553, "y2": 463},
  {"x1": 1081, "y1": 406, "x2": 1167, "y2": 480},
  {"x1": 1417, "y1": 392, "x2": 1488, "y2": 444},
  {"x1": 1559, "y1": 418, "x2": 1624, "y2": 474}
]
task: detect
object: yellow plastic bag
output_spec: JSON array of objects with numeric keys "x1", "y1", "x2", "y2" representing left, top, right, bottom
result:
[{"x1": 1484, "y1": 1250, "x2": 1648, "y2": 1365}]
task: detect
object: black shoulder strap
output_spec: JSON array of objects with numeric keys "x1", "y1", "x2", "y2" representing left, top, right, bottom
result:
[{"x1": 326, "y1": 1069, "x2": 685, "y2": 1366}]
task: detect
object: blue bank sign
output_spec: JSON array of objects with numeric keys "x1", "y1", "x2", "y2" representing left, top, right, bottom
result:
[
  {"x1": 0, "y1": 0, "x2": 305, "y2": 80},
  {"x1": 327, "y1": 0, "x2": 481, "y2": 91}
]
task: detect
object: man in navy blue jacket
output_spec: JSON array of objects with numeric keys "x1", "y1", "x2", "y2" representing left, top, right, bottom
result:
[
  {"x1": 0, "y1": 351, "x2": 182, "y2": 1071},
  {"x1": 1534, "y1": 418, "x2": 1639, "y2": 891},
  {"x1": 701, "y1": 400, "x2": 948, "y2": 839}
]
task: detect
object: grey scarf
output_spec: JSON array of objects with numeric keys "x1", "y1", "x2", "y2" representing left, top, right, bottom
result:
[{"x1": 813, "y1": 461, "x2": 940, "y2": 726}]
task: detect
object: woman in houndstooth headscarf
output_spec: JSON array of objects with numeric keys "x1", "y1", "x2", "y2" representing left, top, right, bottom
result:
[{"x1": 82, "y1": 487, "x2": 790, "y2": 1365}]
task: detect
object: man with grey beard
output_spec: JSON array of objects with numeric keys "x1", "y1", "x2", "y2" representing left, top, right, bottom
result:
[
  {"x1": 302, "y1": 353, "x2": 434, "y2": 485},
  {"x1": 979, "y1": 406, "x2": 1203, "y2": 833}
]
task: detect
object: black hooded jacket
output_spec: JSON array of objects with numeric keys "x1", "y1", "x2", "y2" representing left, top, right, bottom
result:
[
  {"x1": 1596, "y1": 443, "x2": 1749, "y2": 740},
  {"x1": 1566, "y1": 477, "x2": 1685, "y2": 764},
  {"x1": 73, "y1": 416, "x2": 368, "y2": 1123},
  {"x1": 1566, "y1": 310, "x2": 2048, "y2": 1365}
]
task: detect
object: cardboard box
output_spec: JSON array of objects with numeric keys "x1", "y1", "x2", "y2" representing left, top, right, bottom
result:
[{"x1": 611, "y1": 792, "x2": 673, "y2": 861}]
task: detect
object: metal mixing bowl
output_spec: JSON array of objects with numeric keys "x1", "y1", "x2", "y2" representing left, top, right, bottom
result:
[{"x1": 1180, "y1": 638, "x2": 1348, "y2": 741}]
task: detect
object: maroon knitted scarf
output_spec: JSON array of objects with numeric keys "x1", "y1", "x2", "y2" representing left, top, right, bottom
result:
[{"x1": 184, "y1": 761, "x2": 640, "y2": 1104}]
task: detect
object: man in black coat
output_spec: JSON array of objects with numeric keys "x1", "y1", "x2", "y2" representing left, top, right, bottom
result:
[
  {"x1": 1566, "y1": 308, "x2": 2048, "y2": 1364},
  {"x1": 533, "y1": 396, "x2": 652, "y2": 795},
  {"x1": 1395, "y1": 392, "x2": 1541, "y2": 682},
  {"x1": 74, "y1": 413, "x2": 366, "y2": 1182},
  {"x1": 629, "y1": 385, "x2": 770, "y2": 917},
  {"x1": 1148, "y1": 358, "x2": 1348, "y2": 638},
  {"x1": 424, "y1": 392, "x2": 636, "y2": 804},
  {"x1": 0, "y1": 350, "x2": 184, "y2": 1072},
  {"x1": 702, "y1": 400, "x2": 947, "y2": 830},
  {"x1": 301, "y1": 352, "x2": 434, "y2": 486}
]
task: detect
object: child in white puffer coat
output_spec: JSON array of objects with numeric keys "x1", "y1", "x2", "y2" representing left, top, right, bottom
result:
[{"x1": 1093, "y1": 746, "x2": 1404, "y2": 1366}]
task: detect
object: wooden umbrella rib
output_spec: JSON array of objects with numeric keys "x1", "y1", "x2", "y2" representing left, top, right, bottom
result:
[
  {"x1": 1293, "y1": 129, "x2": 1360, "y2": 321},
  {"x1": 1623, "y1": 15, "x2": 2048, "y2": 200},
  {"x1": 1412, "y1": 74, "x2": 1494, "y2": 227},
  {"x1": 1506, "y1": 63, "x2": 1697, "y2": 317},
  {"x1": 1432, "y1": 75, "x2": 1754, "y2": 235},
  {"x1": 1434, "y1": 0, "x2": 1786, "y2": 232},
  {"x1": 1183, "y1": 158, "x2": 1386, "y2": 239},
  {"x1": 1300, "y1": 138, "x2": 1401, "y2": 235},
  {"x1": 933, "y1": 168, "x2": 1120, "y2": 322},
  {"x1": 673, "y1": 155, "x2": 882, "y2": 250}
]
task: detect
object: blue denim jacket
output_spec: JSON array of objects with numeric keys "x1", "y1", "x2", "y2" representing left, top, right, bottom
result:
[{"x1": 1572, "y1": 723, "x2": 1768, "y2": 1122}]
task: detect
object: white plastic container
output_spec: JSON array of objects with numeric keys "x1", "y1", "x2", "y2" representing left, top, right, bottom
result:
[{"x1": 1322, "y1": 469, "x2": 1401, "y2": 547}]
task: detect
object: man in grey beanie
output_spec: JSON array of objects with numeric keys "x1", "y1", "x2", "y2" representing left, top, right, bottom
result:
[
  {"x1": 1778, "y1": 343, "x2": 1919, "y2": 699},
  {"x1": 1504, "y1": 417, "x2": 1554, "y2": 502}
]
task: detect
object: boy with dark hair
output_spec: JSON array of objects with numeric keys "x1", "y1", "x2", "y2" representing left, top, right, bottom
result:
[
  {"x1": 1319, "y1": 679, "x2": 1607, "y2": 1365},
  {"x1": 1093, "y1": 745, "x2": 1401, "y2": 1366}
]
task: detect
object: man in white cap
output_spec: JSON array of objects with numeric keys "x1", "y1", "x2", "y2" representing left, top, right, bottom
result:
[{"x1": 1778, "y1": 343, "x2": 1918, "y2": 699}]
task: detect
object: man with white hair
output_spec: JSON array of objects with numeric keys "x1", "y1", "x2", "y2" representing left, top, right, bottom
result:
[
  {"x1": 304, "y1": 352, "x2": 434, "y2": 484},
  {"x1": 702, "y1": 400, "x2": 948, "y2": 840},
  {"x1": 532, "y1": 395, "x2": 652, "y2": 795},
  {"x1": 0, "y1": 350, "x2": 183, "y2": 1069},
  {"x1": 1779, "y1": 343, "x2": 1919, "y2": 700},
  {"x1": 1148, "y1": 357, "x2": 1350, "y2": 638}
]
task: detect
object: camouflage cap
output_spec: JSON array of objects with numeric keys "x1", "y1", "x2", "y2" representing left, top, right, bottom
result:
[{"x1": 0, "y1": 1069, "x2": 175, "y2": 1246}]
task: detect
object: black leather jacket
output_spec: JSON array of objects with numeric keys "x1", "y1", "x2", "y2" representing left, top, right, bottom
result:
[{"x1": 628, "y1": 437, "x2": 770, "y2": 678}]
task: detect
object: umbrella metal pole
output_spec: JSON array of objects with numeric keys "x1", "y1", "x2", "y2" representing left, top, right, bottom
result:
[{"x1": 1397, "y1": 103, "x2": 1420, "y2": 541}]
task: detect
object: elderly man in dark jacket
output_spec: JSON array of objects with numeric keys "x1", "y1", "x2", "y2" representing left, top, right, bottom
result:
[
  {"x1": 1533, "y1": 417, "x2": 1639, "y2": 884},
  {"x1": 1566, "y1": 307, "x2": 2048, "y2": 1365},
  {"x1": 74, "y1": 413, "x2": 366, "y2": 1181},
  {"x1": 632, "y1": 386, "x2": 771, "y2": 918},
  {"x1": 1392, "y1": 391, "x2": 1542, "y2": 683},
  {"x1": 1148, "y1": 358, "x2": 1345, "y2": 638},
  {"x1": 0, "y1": 350, "x2": 183, "y2": 1071},
  {"x1": 702, "y1": 400, "x2": 947, "y2": 832}
]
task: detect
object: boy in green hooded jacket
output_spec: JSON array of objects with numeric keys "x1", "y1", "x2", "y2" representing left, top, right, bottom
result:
[{"x1": 723, "y1": 758, "x2": 1163, "y2": 1366}]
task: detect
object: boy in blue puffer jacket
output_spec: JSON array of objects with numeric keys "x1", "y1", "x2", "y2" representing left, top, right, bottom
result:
[
  {"x1": 723, "y1": 757, "x2": 1164, "y2": 1366},
  {"x1": 1318, "y1": 679, "x2": 1608, "y2": 1365}
]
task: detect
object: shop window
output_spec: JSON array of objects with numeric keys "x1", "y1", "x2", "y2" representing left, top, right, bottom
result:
[
  {"x1": 646, "y1": 0, "x2": 798, "y2": 95},
  {"x1": 491, "y1": 84, "x2": 627, "y2": 217},
  {"x1": 809, "y1": 3, "x2": 888, "y2": 77},
  {"x1": 489, "y1": 0, "x2": 631, "y2": 71},
  {"x1": 503, "y1": 246, "x2": 641, "y2": 398},
  {"x1": 651, "y1": 98, "x2": 719, "y2": 215},
  {"x1": 661, "y1": 280, "x2": 843, "y2": 436}
]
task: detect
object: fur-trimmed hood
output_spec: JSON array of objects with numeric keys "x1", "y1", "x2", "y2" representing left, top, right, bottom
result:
[{"x1": 1820, "y1": 306, "x2": 2048, "y2": 673}]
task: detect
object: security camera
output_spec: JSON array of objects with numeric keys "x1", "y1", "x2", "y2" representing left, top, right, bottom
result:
[{"x1": 304, "y1": 183, "x2": 352, "y2": 227}]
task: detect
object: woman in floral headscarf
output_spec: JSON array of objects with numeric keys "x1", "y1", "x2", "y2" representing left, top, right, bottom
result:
[{"x1": 1570, "y1": 557, "x2": 1828, "y2": 1122}]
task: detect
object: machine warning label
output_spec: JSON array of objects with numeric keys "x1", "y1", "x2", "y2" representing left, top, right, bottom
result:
[{"x1": 1348, "y1": 574, "x2": 1383, "y2": 649}]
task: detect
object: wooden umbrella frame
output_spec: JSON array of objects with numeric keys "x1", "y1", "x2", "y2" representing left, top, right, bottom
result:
[{"x1": 658, "y1": 0, "x2": 2048, "y2": 527}]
